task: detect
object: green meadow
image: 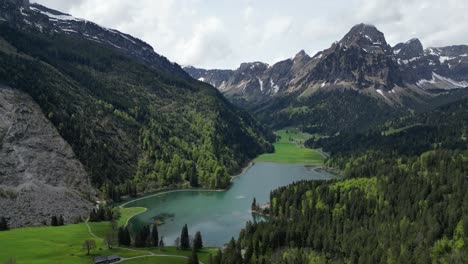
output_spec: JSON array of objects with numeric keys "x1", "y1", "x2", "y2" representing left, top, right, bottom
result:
[
  {"x1": 256, "y1": 128, "x2": 324, "y2": 164},
  {"x1": 0, "y1": 208, "x2": 216, "y2": 264}
]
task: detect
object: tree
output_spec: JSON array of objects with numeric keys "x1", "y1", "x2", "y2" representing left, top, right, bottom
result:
[
  {"x1": 187, "y1": 247, "x2": 199, "y2": 264},
  {"x1": 124, "y1": 227, "x2": 131, "y2": 246},
  {"x1": 193, "y1": 231, "x2": 203, "y2": 251},
  {"x1": 82, "y1": 240, "x2": 96, "y2": 255},
  {"x1": 135, "y1": 225, "x2": 150, "y2": 247},
  {"x1": 251, "y1": 197, "x2": 257, "y2": 211},
  {"x1": 58, "y1": 215, "x2": 64, "y2": 226},
  {"x1": 105, "y1": 230, "x2": 117, "y2": 249},
  {"x1": 0, "y1": 217, "x2": 8, "y2": 231},
  {"x1": 180, "y1": 224, "x2": 190, "y2": 250},
  {"x1": 151, "y1": 224, "x2": 159, "y2": 247},
  {"x1": 118, "y1": 226, "x2": 131, "y2": 246},
  {"x1": 4, "y1": 258, "x2": 16, "y2": 264},
  {"x1": 175, "y1": 237, "x2": 181, "y2": 249},
  {"x1": 159, "y1": 236, "x2": 165, "y2": 251},
  {"x1": 51, "y1": 215, "x2": 58, "y2": 226},
  {"x1": 118, "y1": 227, "x2": 124, "y2": 246}
]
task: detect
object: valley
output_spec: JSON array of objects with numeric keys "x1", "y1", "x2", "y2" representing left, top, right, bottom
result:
[
  {"x1": 255, "y1": 128, "x2": 324, "y2": 164},
  {"x1": 0, "y1": 0, "x2": 467, "y2": 263}
]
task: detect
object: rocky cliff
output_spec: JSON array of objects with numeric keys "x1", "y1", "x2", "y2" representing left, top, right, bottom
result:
[{"x1": 0, "y1": 86, "x2": 93, "y2": 227}]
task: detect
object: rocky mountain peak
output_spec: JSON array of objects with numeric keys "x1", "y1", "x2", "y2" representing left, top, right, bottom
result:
[
  {"x1": 293, "y1": 50, "x2": 310, "y2": 62},
  {"x1": 339, "y1": 23, "x2": 388, "y2": 50},
  {"x1": 238, "y1": 62, "x2": 269, "y2": 72},
  {"x1": 393, "y1": 38, "x2": 424, "y2": 59}
]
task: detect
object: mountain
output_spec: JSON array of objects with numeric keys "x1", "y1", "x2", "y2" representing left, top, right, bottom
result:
[
  {"x1": 184, "y1": 24, "x2": 468, "y2": 133},
  {"x1": 1, "y1": 0, "x2": 188, "y2": 79},
  {"x1": 0, "y1": 0, "x2": 273, "y2": 226}
]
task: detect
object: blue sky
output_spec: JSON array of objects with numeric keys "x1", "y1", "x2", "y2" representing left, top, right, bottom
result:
[{"x1": 34, "y1": 0, "x2": 468, "y2": 69}]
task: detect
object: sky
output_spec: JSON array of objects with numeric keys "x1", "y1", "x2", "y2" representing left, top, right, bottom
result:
[{"x1": 34, "y1": 0, "x2": 468, "y2": 69}]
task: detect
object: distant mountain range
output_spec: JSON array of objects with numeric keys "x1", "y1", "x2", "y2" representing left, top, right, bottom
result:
[{"x1": 184, "y1": 23, "x2": 468, "y2": 133}]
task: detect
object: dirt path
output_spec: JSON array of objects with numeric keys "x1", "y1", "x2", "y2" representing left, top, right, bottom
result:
[{"x1": 85, "y1": 219, "x2": 204, "y2": 264}]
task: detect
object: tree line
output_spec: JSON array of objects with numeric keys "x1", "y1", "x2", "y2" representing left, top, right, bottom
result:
[{"x1": 215, "y1": 98, "x2": 468, "y2": 263}]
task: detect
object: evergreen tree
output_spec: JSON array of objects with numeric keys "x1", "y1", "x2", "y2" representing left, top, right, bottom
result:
[
  {"x1": 89, "y1": 209, "x2": 98, "y2": 222},
  {"x1": 118, "y1": 227, "x2": 131, "y2": 246},
  {"x1": 124, "y1": 227, "x2": 131, "y2": 246},
  {"x1": 159, "y1": 236, "x2": 165, "y2": 251},
  {"x1": 135, "y1": 225, "x2": 150, "y2": 247},
  {"x1": 118, "y1": 227, "x2": 124, "y2": 246},
  {"x1": 58, "y1": 215, "x2": 64, "y2": 226},
  {"x1": 180, "y1": 224, "x2": 190, "y2": 250},
  {"x1": 251, "y1": 197, "x2": 257, "y2": 211},
  {"x1": 187, "y1": 247, "x2": 199, "y2": 264},
  {"x1": 151, "y1": 224, "x2": 159, "y2": 247},
  {"x1": 193, "y1": 231, "x2": 203, "y2": 250},
  {"x1": 51, "y1": 215, "x2": 58, "y2": 226},
  {"x1": 0, "y1": 217, "x2": 8, "y2": 231}
]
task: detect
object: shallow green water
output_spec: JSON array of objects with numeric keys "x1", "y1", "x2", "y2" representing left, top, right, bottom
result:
[{"x1": 125, "y1": 162, "x2": 334, "y2": 246}]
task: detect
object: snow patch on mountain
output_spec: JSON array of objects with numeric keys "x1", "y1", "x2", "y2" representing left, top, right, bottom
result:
[
  {"x1": 29, "y1": 6, "x2": 81, "y2": 22},
  {"x1": 417, "y1": 72, "x2": 468, "y2": 89}
]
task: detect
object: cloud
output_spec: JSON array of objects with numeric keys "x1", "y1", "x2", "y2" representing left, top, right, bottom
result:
[
  {"x1": 174, "y1": 17, "x2": 233, "y2": 67},
  {"x1": 33, "y1": 0, "x2": 468, "y2": 69}
]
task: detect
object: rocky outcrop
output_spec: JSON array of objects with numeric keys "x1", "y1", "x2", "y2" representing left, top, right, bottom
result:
[
  {"x1": 0, "y1": 86, "x2": 94, "y2": 228},
  {"x1": 186, "y1": 23, "x2": 468, "y2": 106}
]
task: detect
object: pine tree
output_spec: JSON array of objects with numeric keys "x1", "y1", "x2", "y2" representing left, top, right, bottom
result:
[
  {"x1": 180, "y1": 224, "x2": 190, "y2": 250},
  {"x1": 152, "y1": 224, "x2": 159, "y2": 247},
  {"x1": 251, "y1": 197, "x2": 257, "y2": 211},
  {"x1": 124, "y1": 227, "x2": 131, "y2": 246},
  {"x1": 0, "y1": 217, "x2": 8, "y2": 231},
  {"x1": 159, "y1": 236, "x2": 165, "y2": 251},
  {"x1": 89, "y1": 209, "x2": 98, "y2": 222},
  {"x1": 51, "y1": 215, "x2": 58, "y2": 226},
  {"x1": 193, "y1": 231, "x2": 203, "y2": 250},
  {"x1": 187, "y1": 247, "x2": 199, "y2": 264},
  {"x1": 58, "y1": 215, "x2": 64, "y2": 226},
  {"x1": 118, "y1": 227, "x2": 124, "y2": 246}
]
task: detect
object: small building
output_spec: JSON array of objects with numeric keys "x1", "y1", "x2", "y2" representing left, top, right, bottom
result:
[
  {"x1": 93, "y1": 255, "x2": 121, "y2": 264},
  {"x1": 108, "y1": 255, "x2": 121, "y2": 263},
  {"x1": 93, "y1": 256, "x2": 108, "y2": 264}
]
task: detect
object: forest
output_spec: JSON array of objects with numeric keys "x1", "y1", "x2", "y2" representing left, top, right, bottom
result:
[
  {"x1": 0, "y1": 23, "x2": 273, "y2": 193},
  {"x1": 214, "y1": 98, "x2": 468, "y2": 263}
]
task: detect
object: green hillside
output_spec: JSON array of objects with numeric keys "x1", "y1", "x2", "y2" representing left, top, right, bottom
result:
[{"x1": 0, "y1": 22, "x2": 273, "y2": 192}]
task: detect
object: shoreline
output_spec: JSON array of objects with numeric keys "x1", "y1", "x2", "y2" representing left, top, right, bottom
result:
[
  {"x1": 231, "y1": 160, "x2": 255, "y2": 180},
  {"x1": 118, "y1": 160, "x2": 257, "y2": 224}
]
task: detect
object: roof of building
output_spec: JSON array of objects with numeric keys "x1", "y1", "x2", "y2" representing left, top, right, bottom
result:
[
  {"x1": 93, "y1": 256, "x2": 108, "y2": 263},
  {"x1": 108, "y1": 255, "x2": 121, "y2": 260}
]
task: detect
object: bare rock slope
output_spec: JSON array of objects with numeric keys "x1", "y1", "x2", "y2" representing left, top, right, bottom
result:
[{"x1": 0, "y1": 86, "x2": 93, "y2": 227}]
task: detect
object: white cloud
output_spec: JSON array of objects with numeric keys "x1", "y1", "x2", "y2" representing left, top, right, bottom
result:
[{"x1": 34, "y1": 0, "x2": 468, "y2": 69}]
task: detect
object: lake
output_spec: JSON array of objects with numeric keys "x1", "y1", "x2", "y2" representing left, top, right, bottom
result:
[{"x1": 124, "y1": 162, "x2": 334, "y2": 246}]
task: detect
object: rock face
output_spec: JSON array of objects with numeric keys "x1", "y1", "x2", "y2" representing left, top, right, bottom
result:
[
  {"x1": 185, "y1": 24, "x2": 468, "y2": 106},
  {"x1": 0, "y1": 86, "x2": 93, "y2": 228}
]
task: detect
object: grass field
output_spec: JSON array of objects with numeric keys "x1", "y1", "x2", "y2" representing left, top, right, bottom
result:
[
  {"x1": 117, "y1": 207, "x2": 146, "y2": 227},
  {"x1": 256, "y1": 128, "x2": 324, "y2": 164},
  {"x1": 0, "y1": 207, "x2": 216, "y2": 264}
]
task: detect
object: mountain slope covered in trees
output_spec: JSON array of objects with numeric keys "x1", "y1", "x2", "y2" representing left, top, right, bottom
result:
[
  {"x1": 0, "y1": 1, "x2": 273, "y2": 226},
  {"x1": 214, "y1": 98, "x2": 468, "y2": 263}
]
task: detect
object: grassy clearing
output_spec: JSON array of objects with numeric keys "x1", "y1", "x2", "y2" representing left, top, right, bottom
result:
[
  {"x1": 0, "y1": 207, "x2": 216, "y2": 264},
  {"x1": 0, "y1": 223, "x2": 131, "y2": 264},
  {"x1": 382, "y1": 123, "x2": 422, "y2": 135},
  {"x1": 118, "y1": 207, "x2": 146, "y2": 227},
  {"x1": 256, "y1": 128, "x2": 324, "y2": 164}
]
